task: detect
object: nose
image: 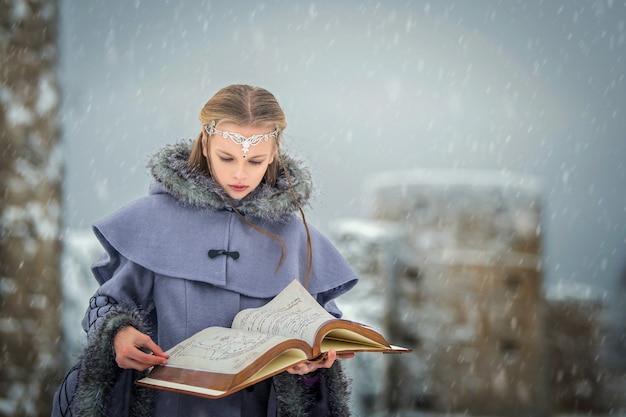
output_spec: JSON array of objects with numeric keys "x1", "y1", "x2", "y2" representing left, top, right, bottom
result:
[{"x1": 233, "y1": 162, "x2": 247, "y2": 180}]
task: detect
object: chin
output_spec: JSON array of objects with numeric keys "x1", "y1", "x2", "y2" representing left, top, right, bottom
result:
[{"x1": 227, "y1": 190, "x2": 252, "y2": 200}]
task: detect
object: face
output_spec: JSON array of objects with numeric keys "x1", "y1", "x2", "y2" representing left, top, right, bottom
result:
[{"x1": 202, "y1": 122, "x2": 277, "y2": 199}]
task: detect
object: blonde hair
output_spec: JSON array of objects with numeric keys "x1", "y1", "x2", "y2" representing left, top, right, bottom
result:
[
  {"x1": 189, "y1": 84, "x2": 287, "y2": 186},
  {"x1": 188, "y1": 85, "x2": 313, "y2": 286}
]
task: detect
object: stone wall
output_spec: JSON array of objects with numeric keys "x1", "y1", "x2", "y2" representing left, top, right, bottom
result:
[{"x1": 335, "y1": 170, "x2": 550, "y2": 416}]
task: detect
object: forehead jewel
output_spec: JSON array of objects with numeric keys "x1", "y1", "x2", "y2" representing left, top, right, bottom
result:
[{"x1": 204, "y1": 120, "x2": 278, "y2": 158}]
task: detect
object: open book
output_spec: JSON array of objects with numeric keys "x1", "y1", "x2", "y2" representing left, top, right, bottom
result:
[{"x1": 136, "y1": 279, "x2": 411, "y2": 398}]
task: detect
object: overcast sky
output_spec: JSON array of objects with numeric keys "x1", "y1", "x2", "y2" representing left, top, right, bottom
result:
[{"x1": 59, "y1": 0, "x2": 626, "y2": 291}]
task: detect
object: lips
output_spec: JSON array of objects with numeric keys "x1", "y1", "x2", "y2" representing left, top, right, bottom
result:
[{"x1": 230, "y1": 185, "x2": 248, "y2": 192}]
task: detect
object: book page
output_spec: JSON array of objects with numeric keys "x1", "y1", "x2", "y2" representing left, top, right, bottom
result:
[
  {"x1": 137, "y1": 377, "x2": 229, "y2": 398},
  {"x1": 232, "y1": 280, "x2": 335, "y2": 346},
  {"x1": 164, "y1": 327, "x2": 295, "y2": 374},
  {"x1": 321, "y1": 328, "x2": 389, "y2": 349}
]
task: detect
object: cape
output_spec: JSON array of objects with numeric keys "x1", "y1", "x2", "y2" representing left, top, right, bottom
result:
[{"x1": 91, "y1": 140, "x2": 358, "y2": 298}]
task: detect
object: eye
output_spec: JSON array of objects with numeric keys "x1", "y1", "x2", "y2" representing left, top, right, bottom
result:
[
  {"x1": 219, "y1": 156, "x2": 234, "y2": 162},
  {"x1": 249, "y1": 160, "x2": 264, "y2": 166}
]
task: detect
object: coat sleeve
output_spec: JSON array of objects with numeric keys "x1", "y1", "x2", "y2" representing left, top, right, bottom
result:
[
  {"x1": 82, "y1": 235, "x2": 156, "y2": 338},
  {"x1": 51, "y1": 306, "x2": 156, "y2": 417},
  {"x1": 52, "y1": 226, "x2": 158, "y2": 417}
]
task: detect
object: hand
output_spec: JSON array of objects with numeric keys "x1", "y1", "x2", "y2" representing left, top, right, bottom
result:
[
  {"x1": 286, "y1": 349, "x2": 355, "y2": 375},
  {"x1": 113, "y1": 326, "x2": 169, "y2": 371}
]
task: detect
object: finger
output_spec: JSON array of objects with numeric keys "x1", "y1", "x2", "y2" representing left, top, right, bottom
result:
[
  {"x1": 118, "y1": 344, "x2": 167, "y2": 368},
  {"x1": 295, "y1": 351, "x2": 336, "y2": 373},
  {"x1": 123, "y1": 356, "x2": 158, "y2": 372},
  {"x1": 286, "y1": 364, "x2": 305, "y2": 375},
  {"x1": 316, "y1": 349, "x2": 336, "y2": 368},
  {"x1": 139, "y1": 338, "x2": 170, "y2": 359},
  {"x1": 336, "y1": 352, "x2": 355, "y2": 360},
  {"x1": 119, "y1": 353, "x2": 166, "y2": 370},
  {"x1": 132, "y1": 347, "x2": 169, "y2": 366}
]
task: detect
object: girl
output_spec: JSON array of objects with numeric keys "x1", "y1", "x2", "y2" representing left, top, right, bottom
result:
[{"x1": 52, "y1": 85, "x2": 358, "y2": 417}]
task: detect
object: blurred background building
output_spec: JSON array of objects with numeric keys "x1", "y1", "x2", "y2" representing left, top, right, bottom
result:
[{"x1": 333, "y1": 170, "x2": 626, "y2": 416}]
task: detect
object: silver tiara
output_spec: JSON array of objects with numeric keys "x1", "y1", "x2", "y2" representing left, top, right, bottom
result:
[{"x1": 204, "y1": 120, "x2": 278, "y2": 158}]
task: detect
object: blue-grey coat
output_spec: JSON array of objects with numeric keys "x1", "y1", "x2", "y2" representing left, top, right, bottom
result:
[{"x1": 51, "y1": 140, "x2": 359, "y2": 417}]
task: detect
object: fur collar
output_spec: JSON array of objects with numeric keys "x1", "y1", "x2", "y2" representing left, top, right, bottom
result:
[{"x1": 147, "y1": 140, "x2": 313, "y2": 222}]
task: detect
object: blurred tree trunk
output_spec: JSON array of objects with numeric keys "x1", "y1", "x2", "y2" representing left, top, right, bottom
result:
[{"x1": 0, "y1": 0, "x2": 63, "y2": 416}]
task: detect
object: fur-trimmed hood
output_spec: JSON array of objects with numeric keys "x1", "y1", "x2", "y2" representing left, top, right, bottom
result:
[{"x1": 146, "y1": 140, "x2": 313, "y2": 222}]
